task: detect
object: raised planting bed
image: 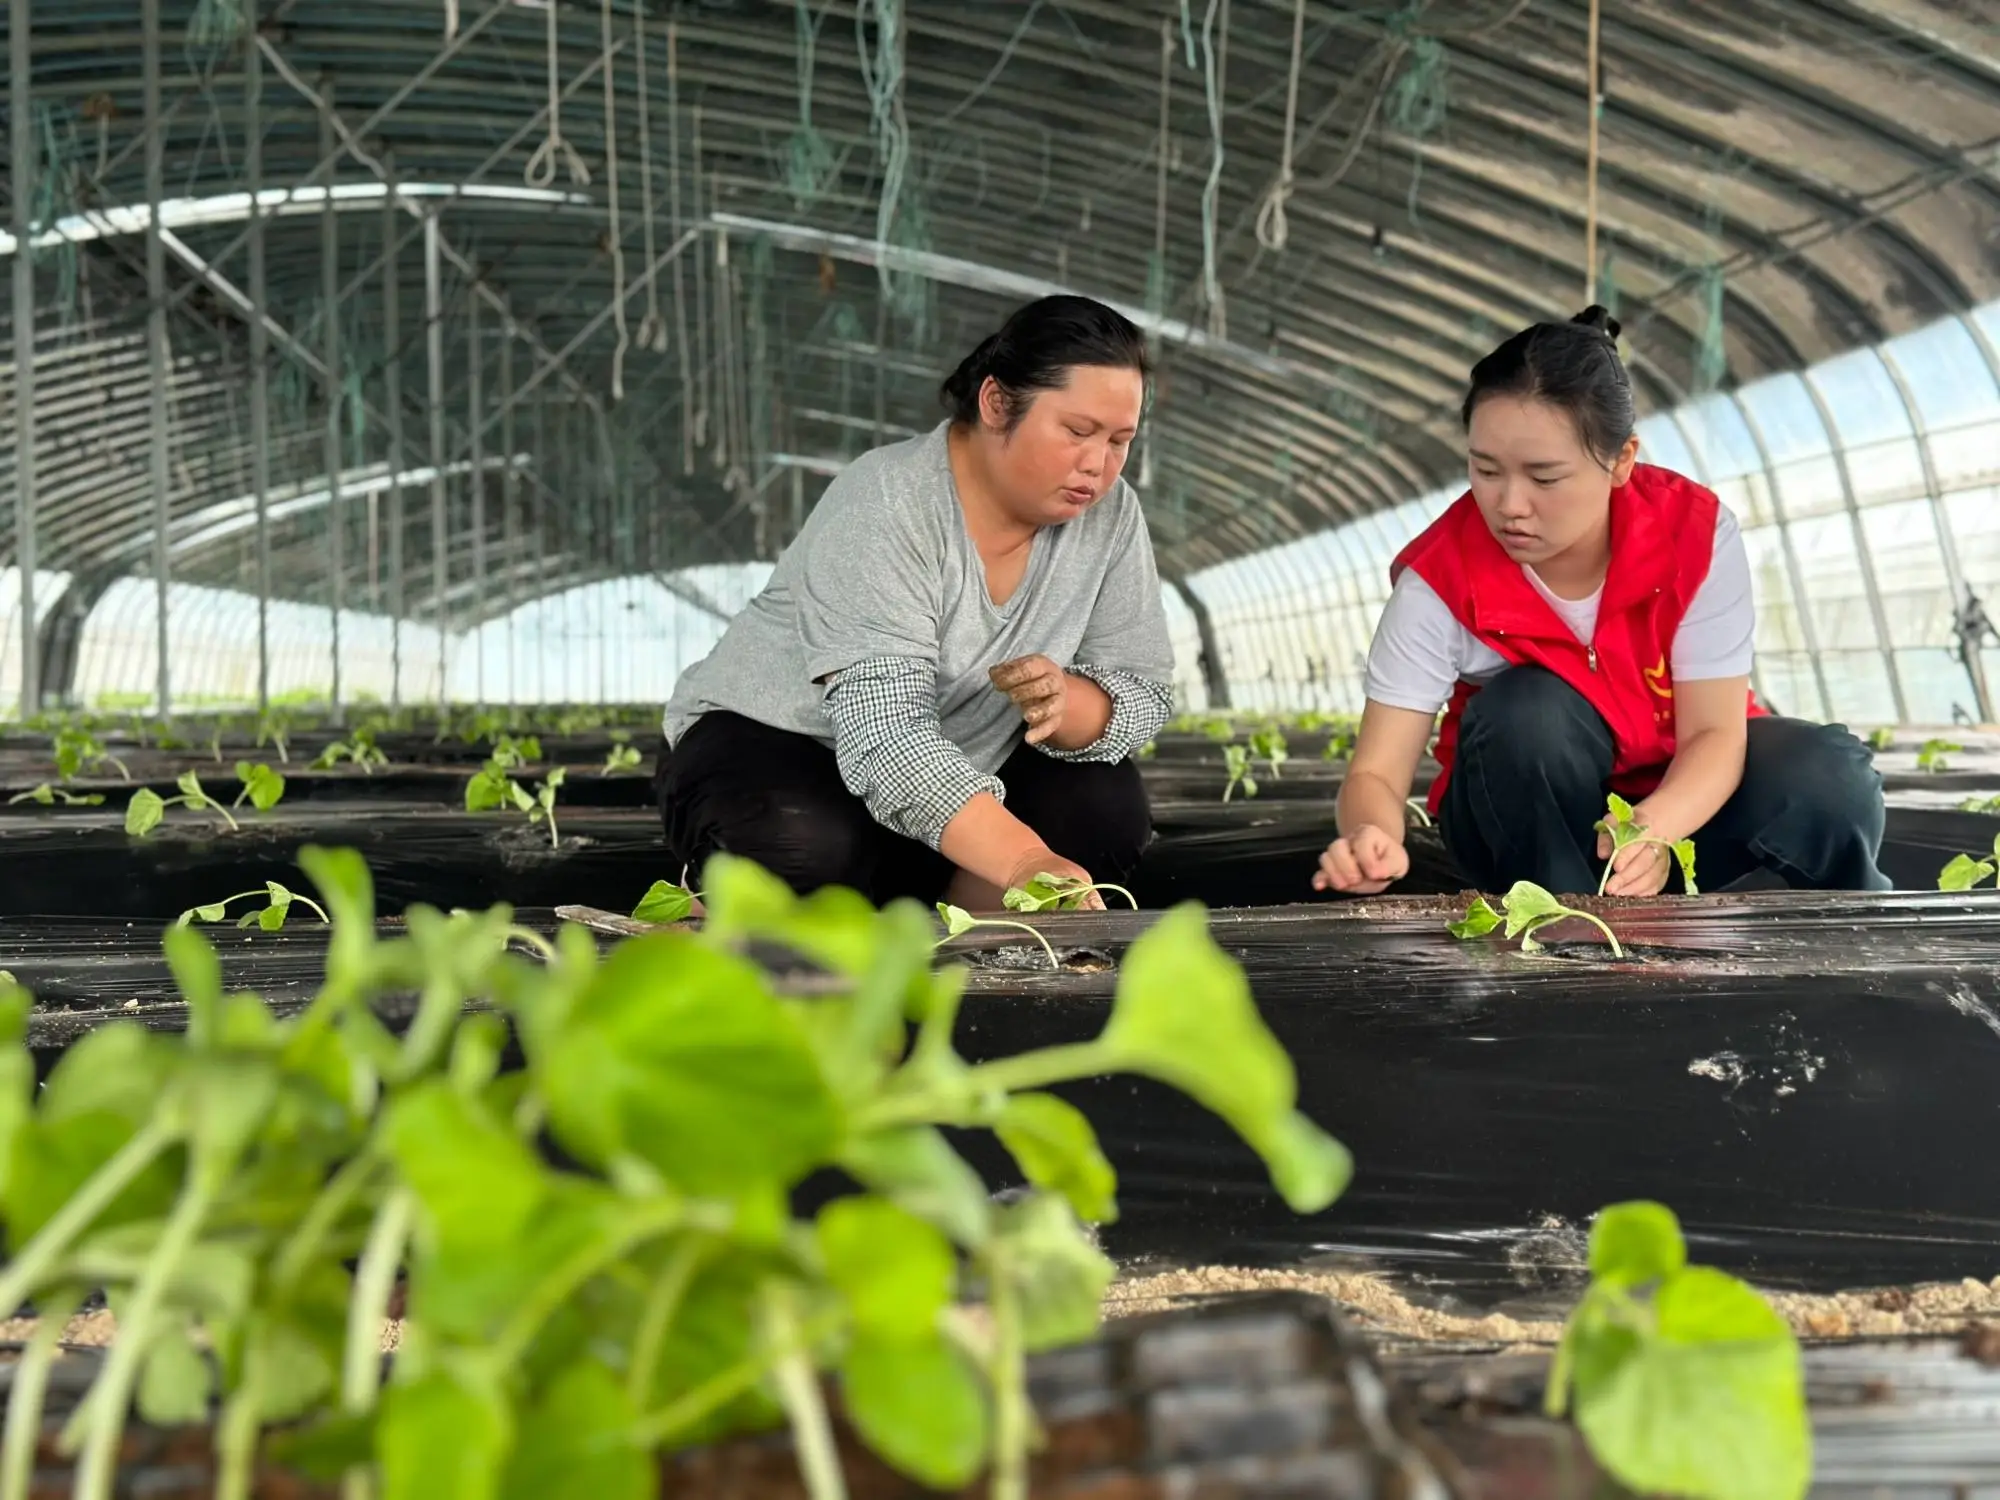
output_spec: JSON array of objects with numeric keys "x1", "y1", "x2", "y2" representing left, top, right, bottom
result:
[
  {"x1": 0, "y1": 804, "x2": 673, "y2": 921},
  {"x1": 931, "y1": 890, "x2": 2000, "y2": 1301},
  {"x1": 0, "y1": 762, "x2": 659, "y2": 814}
]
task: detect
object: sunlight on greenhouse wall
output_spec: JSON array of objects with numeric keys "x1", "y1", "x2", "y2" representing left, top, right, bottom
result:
[{"x1": 1187, "y1": 299, "x2": 2000, "y2": 727}]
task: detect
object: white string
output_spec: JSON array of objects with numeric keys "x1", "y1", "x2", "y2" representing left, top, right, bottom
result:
[
  {"x1": 1254, "y1": 0, "x2": 1307, "y2": 252},
  {"x1": 603, "y1": 0, "x2": 630, "y2": 399},
  {"x1": 525, "y1": 0, "x2": 591, "y2": 188},
  {"x1": 633, "y1": 0, "x2": 667, "y2": 352},
  {"x1": 1197, "y1": 0, "x2": 1227, "y2": 338},
  {"x1": 444, "y1": 0, "x2": 458, "y2": 42}
]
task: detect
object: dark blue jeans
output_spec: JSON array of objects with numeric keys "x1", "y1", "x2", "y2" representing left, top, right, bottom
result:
[{"x1": 1437, "y1": 666, "x2": 1891, "y2": 896}]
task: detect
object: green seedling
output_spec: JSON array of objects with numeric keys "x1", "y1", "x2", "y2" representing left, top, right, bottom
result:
[
  {"x1": 603, "y1": 742, "x2": 644, "y2": 775},
  {"x1": 125, "y1": 771, "x2": 240, "y2": 838},
  {"x1": 1320, "y1": 727, "x2": 1357, "y2": 762},
  {"x1": 254, "y1": 710, "x2": 292, "y2": 763},
  {"x1": 1867, "y1": 726, "x2": 1894, "y2": 752},
  {"x1": 1003, "y1": 871, "x2": 1138, "y2": 913},
  {"x1": 7, "y1": 784, "x2": 105, "y2": 807},
  {"x1": 1546, "y1": 1201, "x2": 1809, "y2": 1500},
  {"x1": 1449, "y1": 882, "x2": 1626, "y2": 959},
  {"x1": 1594, "y1": 793, "x2": 1699, "y2": 896},
  {"x1": 0, "y1": 847, "x2": 1354, "y2": 1500},
  {"x1": 488, "y1": 733, "x2": 543, "y2": 770},
  {"x1": 1248, "y1": 727, "x2": 1289, "y2": 780},
  {"x1": 1938, "y1": 833, "x2": 2000, "y2": 891},
  {"x1": 1136, "y1": 739, "x2": 1158, "y2": 760},
  {"x1": 175, "y1": 880, "x2": 331, "y2": 933},
  {"x1": 467, "y1": 761, "x2": 566, "y2": 848},
  {"x1": 313, "y1": 728, "x2": 387, "y2": 774},
  {"x1": 1404, "y1": 797, "x2": 1433, "y2": 829},
  {"x1": 631, "y1": 880, "x2": 701, "y2": 923},
  {"x1": 1201, "y1": 717, "x2": 1235, "y2": 744},
  {"x1": 1960, "y1": 794, "x2": 2000, "y2": 815},
  {"x1": 53, "y1": 725, "x2": 130, "y2": 784},
  {"x1": 1222, "y1": 743, "x2": 1258, "y2": 802},
  {"x1": 1918, "y1": 737, "x2": 1960, "y2": 773},
  {"x1": 232, "y1": 762, "x2": 287, "y2": 813},
  {"x1": 936, "y1": 902, "x2": 1059, "y2": 971}
]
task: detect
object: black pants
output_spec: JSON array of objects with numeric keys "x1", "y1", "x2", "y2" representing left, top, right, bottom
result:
[
  {"x1": 654, "y1": 710, "x2": 1154, "y2": 907},
  {"x1": 1437, "y1": 666, "x2": 1891, "y2": 896}
]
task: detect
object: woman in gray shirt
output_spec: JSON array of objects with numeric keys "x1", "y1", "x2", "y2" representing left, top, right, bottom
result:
[{"x1": 659, "y1": 296, "x2": 1176, "y2": 910}]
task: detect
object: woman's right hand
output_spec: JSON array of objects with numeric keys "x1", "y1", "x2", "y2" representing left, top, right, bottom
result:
[
  {"x1": 1003, "y1": 847, "x2": 1104, "y2": 910},
  {"x1": 1312, "y1": 825, "x2": 1409, "y2": 895}
]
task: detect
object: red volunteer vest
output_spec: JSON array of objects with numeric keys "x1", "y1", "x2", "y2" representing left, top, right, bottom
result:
[{"x1": 1391, "y1": 463, "x2": 1765, "y2": 817}]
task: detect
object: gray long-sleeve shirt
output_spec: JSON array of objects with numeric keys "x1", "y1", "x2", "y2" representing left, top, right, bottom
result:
[{"x1": 663, "y1": 420, "x2": 1175, "y2": 846}]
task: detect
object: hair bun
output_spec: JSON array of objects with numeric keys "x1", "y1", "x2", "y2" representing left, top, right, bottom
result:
[{"x1": 1570, "y1": 304, "x2": 1623, "y2": 342}]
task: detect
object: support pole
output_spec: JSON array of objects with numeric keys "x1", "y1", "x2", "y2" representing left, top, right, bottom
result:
[
  {"x1": 468, "y1": 279, "x2": 485, "y2": 710},
  {"x1": 501, "y1": 318, "x2": 517, "y2": 708},
  {"x1": 383, "y1": 150, "x2": 406, "y2": 710},
  {"x1": 425, "y1": 211, "x2": 449, "y2": 711},
  {"x1": 248, "y1": 33, "x2": 271, "y2": 715},
  {"x1": 144, "y1": 0, "x2": 172, "y2": 718},
  {"x1": 12, "y1": 0, "x2": 39, "y2": 717},
  {"x1": 1584, "y1": 0, "x2": 1600, "y2": 304},
  {"x1": 1170, "y1": 577, "x2": 1231, "y2": 711},
  {"x1": 319, "y1": 78, "x2": 345, "y2": 724}
]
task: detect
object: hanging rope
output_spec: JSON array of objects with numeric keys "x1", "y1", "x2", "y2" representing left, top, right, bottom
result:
[
  {"x1": 1584, "y1": 0, "x2": 1602, "y2": 303},
  {"x1": 444, "y1": 0, "x2": 458, "y2": 41},
  {"x1": 633, "y1": 1, "x2": 668, "y2": 353},
  {"x1": 1196, "y1": 0, "x2": 1227, "y2": 338},
  {"x1": 1146, "y1": 17, "x2": 1172, "y2": 315},
  {"x1": 785, "y1": 0, "x2": 838, "y2": 209},
  {"x1": 601, "y1": 0, "x2": 631, "y2": 401},
  {"x1": 668, "y1": 21, "x2": 695, "y2": 473},
  {"x1": 1254, "y1": 0, "x2": 1307, "y2": 253},
  {"x1": 526, "y1": 0, "x2": 591, "y2": 187}
]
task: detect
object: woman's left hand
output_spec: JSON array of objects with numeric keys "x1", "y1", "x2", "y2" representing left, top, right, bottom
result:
[
  {"x1": 990, "y1": 654, "x2": 1069, "y2": 745},
  {"x1": 1596, "y1": 826, "x2": 1672, "y2": 897}
]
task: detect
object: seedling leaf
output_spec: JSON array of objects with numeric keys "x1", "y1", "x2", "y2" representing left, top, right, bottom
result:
[
  {"x1": 125, "y1": 788, "x2": 165, "y2": 838},
  {"x1": 1447, "y1": 896, "x2": 1501, "y2": 939},
  {"x1": 995, "y1": 1092, "x2": 1118, "y2": 1225},
  {"x1": 1588, "y1": 1200, "x2": 1687, "y2": 1287},
  {"x1": 818, "y1": 1196, "x2": 955, "y2": 1341},
  {"x1": 632, "y1": 880, "x2": 696, "y2": 924},
  {"x1": 1940, "y1": 853, "x2": 1996, "y2": 892},
  {"x1": 1101, "y1": 903, "x2": 1351, "y2": 1213},
  {"x1": 839, "y1": 1331, "x2": 990, "y2": 1488},
  {"x1": 1500, "y1": 881, "x2": 1567, "y2": 935}
]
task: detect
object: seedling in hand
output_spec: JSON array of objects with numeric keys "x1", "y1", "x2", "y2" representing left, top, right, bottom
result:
[
  {"x1": 1222, "y1": 743, "x2": 1258, "y2": 802},
  {"x1": 1004, "y1": 871, "x2": 1138, "y2": 913},
  {"x1": 176, "y1": 880, "x2": 330, "y2": 932},
  {"x1": 125, "y1": 771, "x2": 239, "y2": 837},
  {"x1": 232, "y1": 761, "x2": 286, "y2": 813},
  {"x1": 1918, "y1": 737, "x2": 1960, "y2": 773},
  {"x1": 1404, "y1": 797, "x2": 1433, "y2": 829},
  {"x1": 936, "y1": 902, "x2": 1059, "y2": 971},
  {"x1": 1546, "y1": 1201, "x2": 1809, "y2": 1500},
  {"x1": 1449, "y1": 882, "x2": 1626, "y2": 959},
  {"x1": 1249, "y1": 727, "x2": 1289, "y2": 780},
  {"x1": 1938, "y1": 832, "x2": 2000, "y2": 891},
  {"x1": 1595, "y1": 793, "x2": 1698, "y2": 896},
  {"x1": 8, "y1": 784, "x2": 105, "y2": 807}
]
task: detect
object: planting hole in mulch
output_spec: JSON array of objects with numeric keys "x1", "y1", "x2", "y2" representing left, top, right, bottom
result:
[
  {"x1": 1528, "y1": 940, "x2": 1714, "y2": 966},
  {"x1": 961, "y1": 943, "x2": 1117, "y2": 975}
]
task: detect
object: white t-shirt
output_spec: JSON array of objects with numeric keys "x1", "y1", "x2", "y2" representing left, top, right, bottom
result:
[{"x1": 1363, "y1": 501, "x2": 1756, "y2": 714}]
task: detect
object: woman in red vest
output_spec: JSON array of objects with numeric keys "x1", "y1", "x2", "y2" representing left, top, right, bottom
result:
[{"x1": 1314, "y1": 306, "x2": 1889, "y2": 899}]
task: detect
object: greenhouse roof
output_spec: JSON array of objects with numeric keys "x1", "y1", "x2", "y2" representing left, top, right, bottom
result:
[{"x1": 3, "y1": 0, "x2": 1997, "y2": 623}]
